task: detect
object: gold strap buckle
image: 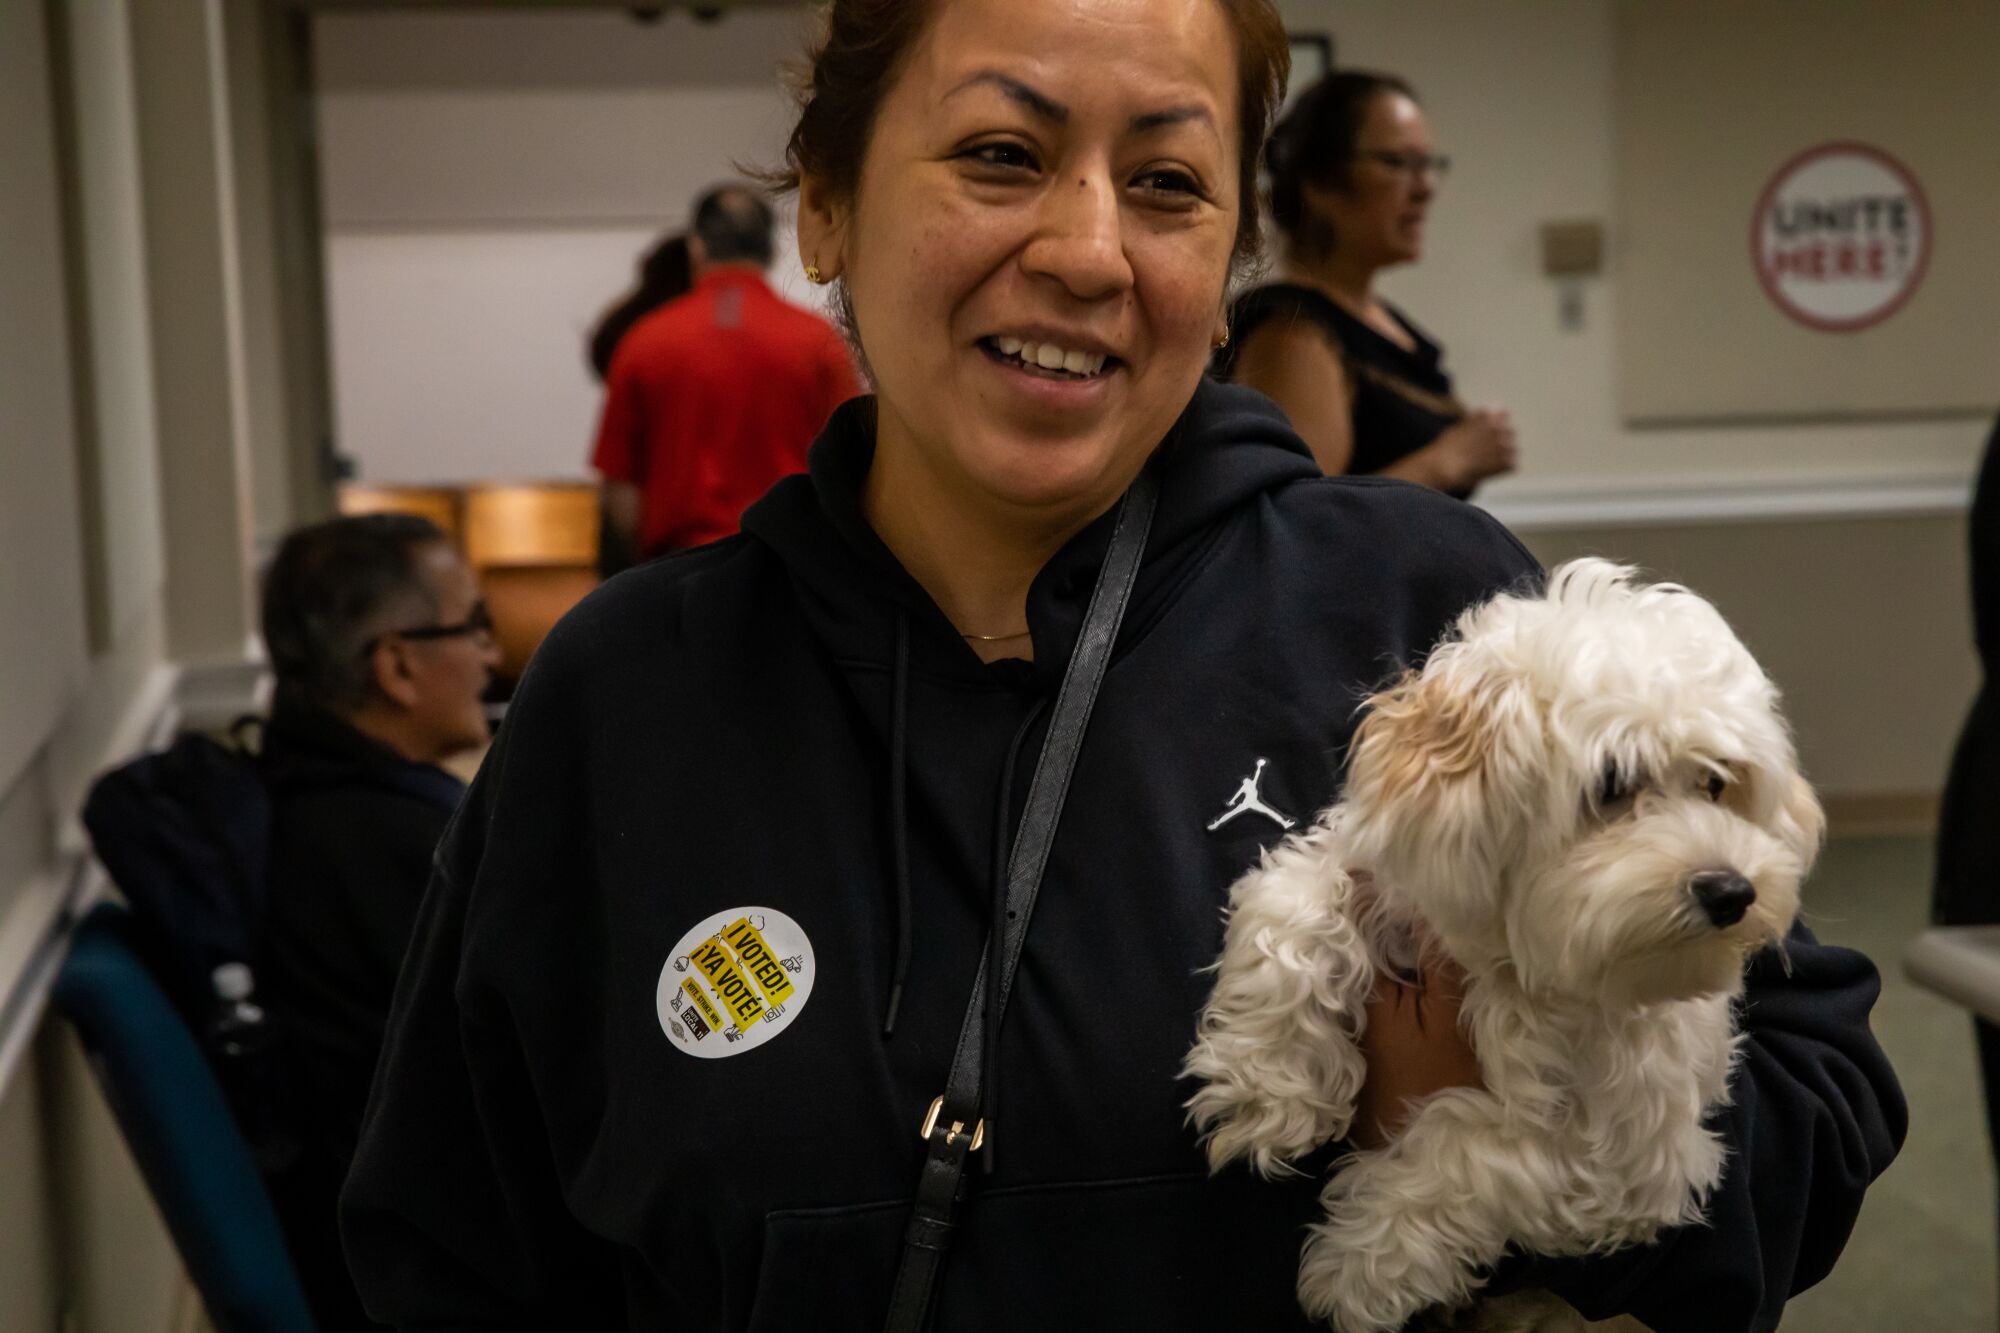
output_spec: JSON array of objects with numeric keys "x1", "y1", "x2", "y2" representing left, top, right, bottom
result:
[{"x1": 919, "y1": 1095, "x2": 984, "y2": 1152}]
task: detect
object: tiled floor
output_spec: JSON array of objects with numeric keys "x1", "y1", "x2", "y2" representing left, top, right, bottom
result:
[{"x1": 1781, "y1": 836, "x2": 1996, "y2": 1331}]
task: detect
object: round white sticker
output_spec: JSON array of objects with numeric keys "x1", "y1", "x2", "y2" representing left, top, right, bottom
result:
[
  {"x1": 1752, "y1": 141, "x2": 1929, "y2": 333},
  {"x1": 656, "y1": 907, "x2": 816, "y2": 1059}
]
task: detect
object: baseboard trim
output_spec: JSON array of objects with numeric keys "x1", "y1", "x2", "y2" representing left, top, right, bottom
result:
[{"x1": 1823, "y1": 791, "x2": 1940, "y2": 839}]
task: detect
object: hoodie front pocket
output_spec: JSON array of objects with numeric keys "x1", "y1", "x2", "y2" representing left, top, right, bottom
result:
[{"x1": 746, "y1": 1172, "x2": 1319, "y2": 1332}]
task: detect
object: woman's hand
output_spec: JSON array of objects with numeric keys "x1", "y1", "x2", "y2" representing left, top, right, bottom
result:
[
  {"x1": 1352, "y1": 950, "x2": 1484, "y2": 1150},
  {"x1": 1429, "y1": 407, "x2": 1519, "y2": 490}
]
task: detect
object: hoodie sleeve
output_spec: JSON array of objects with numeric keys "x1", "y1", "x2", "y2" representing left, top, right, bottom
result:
[
  {"x1": 339, "y1": 747, "x2": 628, "y2": 1329},
  {"x1": 1521, "y1": 923, "x2": 1907, "y2": 1332}
]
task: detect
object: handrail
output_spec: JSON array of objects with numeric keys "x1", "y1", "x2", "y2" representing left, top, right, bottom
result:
[
  {"x1": 0, "y1": 857, "x2": 107, "y2": 1094},
  {"x1": 0, "y1": 667, "x2": 183, "y2": 1099}
]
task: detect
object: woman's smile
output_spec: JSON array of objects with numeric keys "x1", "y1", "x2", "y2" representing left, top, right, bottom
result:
[{"x1": 974, "y1": 330, "x2": 1125, "y2": 414}]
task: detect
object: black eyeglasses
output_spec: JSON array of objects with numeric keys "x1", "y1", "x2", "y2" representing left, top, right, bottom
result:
[
  {"x1": 1359, "y1": 149, "x2": 1451, "y2": 180},
  {"x1": 364, "y1": 600, "x2": 493, "y2": 654}
]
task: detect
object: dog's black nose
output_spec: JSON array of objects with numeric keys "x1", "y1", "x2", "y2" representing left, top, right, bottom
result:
[{"x1": 1690, "y1": 871, "x2": 1757, "y2": 927}]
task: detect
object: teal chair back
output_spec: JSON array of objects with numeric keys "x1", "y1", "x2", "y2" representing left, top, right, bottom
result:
[{"x1": 53, "y1": 901, "x2": 316, "y2": 1333}]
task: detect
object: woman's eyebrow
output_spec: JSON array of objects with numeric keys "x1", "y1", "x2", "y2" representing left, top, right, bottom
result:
[
  {"x1": 1131, "y1": 105, "x2": 1213, "y2": 134},
  {"x1": 945, "y1": 70, "x2": 1068, "y2": 124},
  {"x1": 943, "y1": 71, "x2": 1215, "y2": 139}
]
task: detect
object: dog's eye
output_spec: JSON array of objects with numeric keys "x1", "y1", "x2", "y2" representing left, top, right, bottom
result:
[
  {"x1": 1596, "y1": 763, "x2": 1629, "y2": 807},
  {"x1": 1703, "y1": 772, "x2": 1727, "y2": 802}
]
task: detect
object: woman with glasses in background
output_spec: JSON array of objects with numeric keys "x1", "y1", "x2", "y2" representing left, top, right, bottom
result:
[{"x1": 1215, "y1": 71, "x2": 1516, "y2": 497}]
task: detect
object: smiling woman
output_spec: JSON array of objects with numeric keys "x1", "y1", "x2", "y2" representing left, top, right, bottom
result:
[
  {"x1": 795, "y1": 0, "x2": 1255, "y2": 648},
  {"x1": 337, "y1": 1, "x2": 1904, "y2": 1329}
]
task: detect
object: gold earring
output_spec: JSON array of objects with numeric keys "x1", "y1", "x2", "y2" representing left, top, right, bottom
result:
[
  {"x1": 804, "y1": 263, "x2": 827, "y2": 285},
  {"x1": 1214, "y1": 325, "x2": 1231, "y2": 350}
]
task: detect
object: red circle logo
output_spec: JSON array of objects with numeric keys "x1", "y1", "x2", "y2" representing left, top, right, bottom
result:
[{"x1": 1751, "y1": 142, "x2": 1930, "y2": 333}]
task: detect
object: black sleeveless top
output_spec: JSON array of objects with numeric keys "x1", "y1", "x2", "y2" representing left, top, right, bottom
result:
[{"x1": 1213, "y1": 282, "x2": 1470, "y2": 496}]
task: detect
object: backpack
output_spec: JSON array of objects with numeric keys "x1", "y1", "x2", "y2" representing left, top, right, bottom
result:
[
  {"x1": 82, "y1": 719, "x2": 274, "y2": 1033},
  {"x1": 83, "y1": 718, "x2": 311, "y2": 1170}
]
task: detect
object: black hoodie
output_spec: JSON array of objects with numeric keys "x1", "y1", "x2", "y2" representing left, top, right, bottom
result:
[{"x1": 343, "y1": 381, "x2": 1902, "y2": 1332}]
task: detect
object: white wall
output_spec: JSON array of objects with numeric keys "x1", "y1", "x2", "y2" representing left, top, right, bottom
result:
[
  {"x1": 325, "y1": 226, "x2": 667, "y2": 484},
  {"x1": 315, "y1": 8, "x2": 829, "y2": 486},
  {"x1": 0, "y1": 0, "x2": 92, "y2": 797},
  {"x1": 63, "y1": 0, "x2": 166, "y2": 653}
]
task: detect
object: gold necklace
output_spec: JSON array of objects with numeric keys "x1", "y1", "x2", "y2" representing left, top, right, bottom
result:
[{"x1": 959, "y1": 627, "x2": 1032, "y2": 641}]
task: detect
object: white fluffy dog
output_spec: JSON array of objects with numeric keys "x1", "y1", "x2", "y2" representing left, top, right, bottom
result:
[{"x1": 1184, "y1": 560, "x2": 1825, "y2": 1332}]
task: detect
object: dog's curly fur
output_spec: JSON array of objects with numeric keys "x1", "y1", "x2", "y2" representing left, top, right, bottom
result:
[{"x1": 1184, "y1": 560, "x2": 1825, "y2": 1332}]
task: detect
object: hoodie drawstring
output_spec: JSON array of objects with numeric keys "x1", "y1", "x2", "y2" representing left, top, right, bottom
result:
[
  {"x1": 982, "y1": 696, "x2": 1047, "y2": 1173},
  {"x1": 875, "y1": 599, "x2": 1048, "y2": 1173},
  {"x1": 876, "y1": 601, "x2": 1047, "y2": 1173},
  {"x1": 881, "y1": 611, "x2": 913, "y2": 1038}
]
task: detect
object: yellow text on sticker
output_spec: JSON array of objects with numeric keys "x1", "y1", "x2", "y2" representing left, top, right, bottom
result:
[
  {"x1": 680, "y1": 978, "x2": 725, "y2": 1035},
  {"x1": 719, "y1": 917, "x2": 798, "y2": 1008},
  {"x1": 689, "y1": 939, "x2": 767, "y2": 1025}
]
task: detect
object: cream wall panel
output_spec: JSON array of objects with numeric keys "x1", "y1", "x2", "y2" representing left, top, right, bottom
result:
[
  {"x1": 0, "y1": 0, "x2": 91, "y2": 796},
  {"x1": 224, "y1": 0, "x2": 297, "y2": 549},
  {"x1": 60, "y1": 0, "x2": 167, "y2": 651},
  {"x1": 43, "y1": 1025, "x2": 187, "y2": 1333},
  {"x1": 0, "y1": 1052, "x2": 63, "y2": 1332},
  {"x1": 129, "y1": 0, "x2": 263, "y2": 661},
  {"x1": 1519, "y1": 514, "x2": 1978, "y2": 800},
  {"x1": 1614, "y1": 0, "x2": 2000, "y2": 421},
  {"x1": 315, "y1": 8, "x2": 814, "y2": 227}
]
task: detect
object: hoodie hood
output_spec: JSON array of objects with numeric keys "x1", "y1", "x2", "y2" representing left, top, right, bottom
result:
[{"x1": 740, "y1": 377, "x2": 1318, "y2": 687}]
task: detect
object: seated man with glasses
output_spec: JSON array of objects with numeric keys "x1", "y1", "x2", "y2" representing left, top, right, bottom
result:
[{"x1": 257, "y1": 513, "x2": 497, "y2": 1331}]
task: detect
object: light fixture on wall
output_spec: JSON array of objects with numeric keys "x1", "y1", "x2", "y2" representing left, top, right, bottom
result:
[{"x1": 1539, "y1": 219, "x2": 1604, "y2": 333}]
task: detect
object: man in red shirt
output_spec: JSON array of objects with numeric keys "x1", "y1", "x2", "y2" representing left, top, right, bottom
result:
[{"x1": 592, "y1": 184, "x2": 859, "y2": 559}]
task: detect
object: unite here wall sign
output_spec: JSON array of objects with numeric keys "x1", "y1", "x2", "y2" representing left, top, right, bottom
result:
[{"x1": 1752, "y1": 141, "x2": 1930, "y2": 333}]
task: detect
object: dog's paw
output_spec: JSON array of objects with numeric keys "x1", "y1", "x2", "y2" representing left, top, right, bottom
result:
[
  {"x1": 1298, "y1": 1161, "x2": 1495, "y2": 1333},
  {"x1": 1184, "y1": 1076, "x2": 1336, "y2": 1177},
  {"x1": 1184, "y1": 830, "x2": 1375, "y2": 1176},
  {"x1": 1297, "y1": 1233, "x2": 1439, "y2": 1333}
]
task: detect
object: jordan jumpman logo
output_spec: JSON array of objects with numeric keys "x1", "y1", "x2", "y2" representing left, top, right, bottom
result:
[{"x1": 1205, "y1": 758, "x2": 1296, "y2": 832}]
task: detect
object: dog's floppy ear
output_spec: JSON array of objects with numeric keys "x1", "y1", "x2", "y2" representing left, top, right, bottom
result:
[
  {"x1": 1349, "y1": 651, "x2": 1531, "y2": 816},
  {"x1": 1344, "y1": 654, "x2": 1532, "y2": 948},
  {"x1": 1352, "y1": 667, "x2": 1490, "y2": 793},
  {"x1": 1772, "y1": 768, "x2": 1826, "y2": 874}
]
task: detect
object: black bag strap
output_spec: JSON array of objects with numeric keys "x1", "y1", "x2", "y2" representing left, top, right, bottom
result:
[{"x1": 883, "y1": 465, "x2": 1160, "y2": 1333}]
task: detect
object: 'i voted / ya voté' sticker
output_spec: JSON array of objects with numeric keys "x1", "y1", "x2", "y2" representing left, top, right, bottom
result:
[{"x1": 656, "y1": 907, "x2": 816, "y2": 1059}]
